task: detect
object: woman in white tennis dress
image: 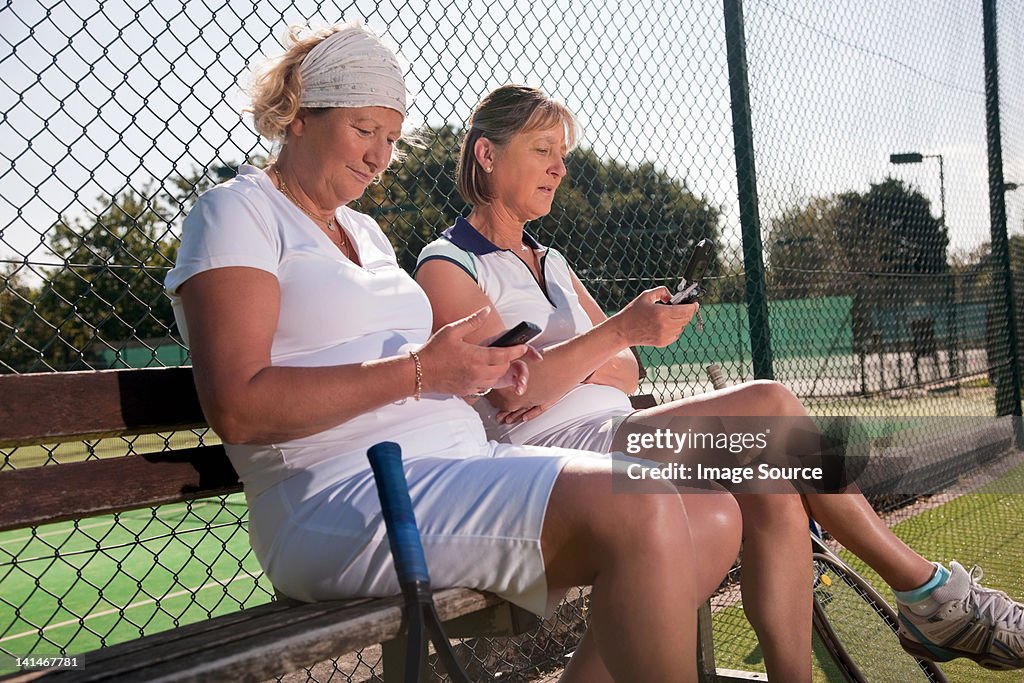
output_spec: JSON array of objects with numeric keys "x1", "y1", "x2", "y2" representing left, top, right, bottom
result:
[
  {"x1": 165, "y1": 25, "x2": 741, "y2": 683},
  {"x1": 416, "y1": 84, "x2": 1024, "y2": 680}
]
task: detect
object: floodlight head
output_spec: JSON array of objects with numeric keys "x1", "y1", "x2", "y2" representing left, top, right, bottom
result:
[{"x1": 890, "y1": 153, "x2": 924, "y2": 165}]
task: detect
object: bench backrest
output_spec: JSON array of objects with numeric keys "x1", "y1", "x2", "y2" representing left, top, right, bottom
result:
[
  {"x1": 0, "y1": 367, "x2": 240, "y2": 532},
  {"x1": 0, "y1": 367, "x2": 658, "y2": 534}
]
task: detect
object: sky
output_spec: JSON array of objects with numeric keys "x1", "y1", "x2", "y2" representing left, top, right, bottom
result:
[{"x1": 0, "y1": 0, "x2": 1021, "y2": 278}]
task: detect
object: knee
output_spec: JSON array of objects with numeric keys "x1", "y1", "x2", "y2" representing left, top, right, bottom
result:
[
  {"x1": 690, "y1": 493, "x2": 742, "y2": 569},
  {"x1": 615, "y1": 486, "x2": 691, "y2": 545},
  {"x1": 743, "y1": 379, "x2": 805, "y2": 416},
  {"x1": 737, "y1": 492, "x2": 808, "y2": 535},
  {"x1": 708, "y1": 492, "x2": 742, "y2": 549},
  {"x1": 599, "y1": 484, "x2": 713, "y2": 563}
]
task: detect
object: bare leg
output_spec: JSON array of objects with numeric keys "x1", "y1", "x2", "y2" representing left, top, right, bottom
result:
[
  {"x1": 560, "y1": 622, "x2": 612, "y2": 683},
  {"x1": 619, "y1": 380, "x2": 935, "y2": 582},
  {"x1": 610, "y1": 380, "x2": 940, "y2": 679},
  {"x1": 732, "y1": 492, "x2": 814, "y2": 682},
  {"x1": 544, "y1": 458, "x2": 741, "y2": 683},
  {"x1": 803, "y1": 491, "x2": 932, "y2": 589}
]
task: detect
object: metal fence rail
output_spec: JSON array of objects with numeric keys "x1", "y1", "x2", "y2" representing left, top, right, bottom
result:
[{"x1": 1, "y1": 0, "x2": 1021, "y2": 680}]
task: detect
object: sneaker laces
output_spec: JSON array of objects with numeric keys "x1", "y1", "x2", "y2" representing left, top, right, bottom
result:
[{"x1": 966, "y1": 565, "x2": 1024, "y2": 630}]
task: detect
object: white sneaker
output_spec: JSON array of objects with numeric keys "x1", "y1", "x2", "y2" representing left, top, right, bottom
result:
[{"x1": 897, "y1": 561, "x2": 1024, "y2": 670}]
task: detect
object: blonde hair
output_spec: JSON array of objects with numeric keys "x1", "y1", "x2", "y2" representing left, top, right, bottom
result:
[
  {"x1": 456, "y1": 85, "x2": 578, "y2": 207},
  {"x1": 246, "y1": 25, "x2": 345, "y2": 142}
]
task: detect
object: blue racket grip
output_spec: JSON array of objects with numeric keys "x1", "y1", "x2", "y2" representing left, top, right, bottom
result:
[{"x1": 368, "y1": 442, "x2": 431, "y2": 586}]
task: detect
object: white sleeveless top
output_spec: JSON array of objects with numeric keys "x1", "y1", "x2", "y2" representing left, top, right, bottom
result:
[
  {"x1": 166, "y1": 165, "x2": 488, "y2": 499},
  {"x1": 416, "y1": 217, "x2": 633, "y2": 446}
]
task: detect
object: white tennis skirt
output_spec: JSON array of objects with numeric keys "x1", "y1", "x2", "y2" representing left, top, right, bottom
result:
[
  {"x1": 247, "y1": 440, "x2": 604, "y2": 617},
  {"x1": 483, "y1": 383, "x2": 634, "y2": 453}
]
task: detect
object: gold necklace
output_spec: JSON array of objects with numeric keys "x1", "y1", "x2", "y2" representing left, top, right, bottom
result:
[{"x1": 273, "y1": 167, "x2": 341, "y2": 238}]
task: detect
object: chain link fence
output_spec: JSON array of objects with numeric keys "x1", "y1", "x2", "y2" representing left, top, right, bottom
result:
[{"x1": 1, "y1": 0, "x2": 1022, "y2": 680}]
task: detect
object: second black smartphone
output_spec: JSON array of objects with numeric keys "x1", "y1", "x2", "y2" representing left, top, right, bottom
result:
[
  {"x1": 488, "y1": 321, "x2": 542, "y2": 347},
  {"x1": 669, "y1": 238, "x2": 715, "y2": 304}
]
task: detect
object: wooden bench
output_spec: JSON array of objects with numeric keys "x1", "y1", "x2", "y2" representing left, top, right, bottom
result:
[
  {"x1": 0, "y1": 367, "x2": 539, "y2": 682},
  {"x1": 0, "y1": 367, "x2": 762, "y2": 682}
]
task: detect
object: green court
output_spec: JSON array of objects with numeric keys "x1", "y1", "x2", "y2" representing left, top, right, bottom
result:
[
  {"x1": 0, "y1": 495, "x2": 273, "y2": 665},
  {"x1": 3, "y1": 419, "x2": 1021, "y2": 677},
  {"x1": 710, "y1": 458, "x2": 1024, "y2": 681}
]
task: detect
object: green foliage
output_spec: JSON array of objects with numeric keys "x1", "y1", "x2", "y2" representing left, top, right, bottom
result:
[
  {"x1": 9, "y1": 189, "x2": 180, "y2": 371},
  {"x1": 1, "y1": 130, "x2": 717, "y2": 371},
  {"x1": 358, "y1": 125, "x2": 721, "y2": 311},
  {"x1": 768, "y1": 179, "x2": 950, "y2": 350},
  {"x1": 0, "y1": 263, "x2": 53, "y2": 373},
  {"x1": 355, "y1": 125, "x2": 467, "y2": 273},
  {"x1": 953, "y1": 233, "x2": 1024, "y2": 390},
  {"x1": 0, "y1": 158, "x2": 267, "y2": 373},
  {"x1": 540, "y1": 149, "x2": 721, "y2": 311},
  {"x1": 767, "y1": 196, "x2": 849, "y2": 300},
  {"x1": 769, "y1": 178, "x2": 948, "y2": 300}
]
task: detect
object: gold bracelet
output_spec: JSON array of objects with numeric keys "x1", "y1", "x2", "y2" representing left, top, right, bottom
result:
[{"x1": 409, "y1": 350, "x2": 423, "y2": 401}]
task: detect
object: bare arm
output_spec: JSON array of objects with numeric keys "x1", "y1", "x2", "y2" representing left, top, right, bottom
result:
[
  {"x1": 415, "y1": 258, "x2": 698, "y2": 413},
  {"x1": 180, "y1": 266, "x2": 531, "y2": 444},
  {"x1": 567, "y1": 269, "x2": 641, "y2": 395}
]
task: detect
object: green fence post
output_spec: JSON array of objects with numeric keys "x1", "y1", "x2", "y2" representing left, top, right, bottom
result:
[
  {"x1": 724, "y1": 0, "x2": 773, "y2": 380},
  {"x1": 983, "y1": 0, "x2": 1023, "y2": 446}
]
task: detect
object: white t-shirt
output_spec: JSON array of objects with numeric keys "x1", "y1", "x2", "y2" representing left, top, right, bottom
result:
[
  {"x1": 416, "y1": 218, "x2": 633, "y2": 447},
  {"x1": 166, "y1": 165, "x2": 489, "y2": 499}
]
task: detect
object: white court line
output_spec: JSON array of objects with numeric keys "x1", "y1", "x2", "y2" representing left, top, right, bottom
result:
[
  {"x1": 0, "y1": 500, "x2": 233, "y2": 547},
  {"x1": 0, "y1": 519, "x2": 144, "y2": 547},
  {"x1": 0, "y1": 574, "x2": 258, "y2": 645}
]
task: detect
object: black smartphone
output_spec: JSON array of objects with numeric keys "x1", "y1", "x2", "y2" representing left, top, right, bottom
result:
[
  {"x1": 488, "y1": 321, "x2": 542, "y2": 347},
  {"x1": 669, "y1": 238, "x2": 715, "y2": 304}
]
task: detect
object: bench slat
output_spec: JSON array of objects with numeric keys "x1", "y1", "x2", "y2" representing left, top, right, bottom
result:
[
  {"x1": 1, "y1": 588, "x2": 502, "y2": 682},
  {"x1": 0, "y1": 367, "x2": 206, "y2": 447},
  {"x1": 629, "y1": 394, "x2": 657, "y2": 410},
  {"x1": 0, "y1": 446, "x2": 240, "y2": 532}
]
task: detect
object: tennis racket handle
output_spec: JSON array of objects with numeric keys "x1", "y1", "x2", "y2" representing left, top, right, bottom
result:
[
  {"x1": 368, "y1": 441, "x2": 431, "y2": 586},
  {"x1": 706, "y1": 363, "x2": 727, "y2": 390}
]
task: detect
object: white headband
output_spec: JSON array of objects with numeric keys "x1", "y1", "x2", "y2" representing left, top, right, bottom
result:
[{"x1": 299, "y1": 24, "x2": 407, "y2": 117}]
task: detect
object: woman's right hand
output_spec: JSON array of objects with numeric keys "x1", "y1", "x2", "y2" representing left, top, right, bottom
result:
[
  {"x1": 611, "y1": 287, "x2": 698, "y2": 348},
  {"x1": 417, "y1": 306, "x2": 538, "y2": 396}
]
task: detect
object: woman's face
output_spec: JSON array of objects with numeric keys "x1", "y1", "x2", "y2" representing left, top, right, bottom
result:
[
  {"x1": 488, "y1": 124, "x2": 567, "y2": 222},
  {"x1": 292, "y1": 106, "x2": 404, "y2": 204}
]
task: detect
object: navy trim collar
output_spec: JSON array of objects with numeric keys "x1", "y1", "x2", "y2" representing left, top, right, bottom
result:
[{"x1": 442, "y1": 216, "x2": 544, "y2": 255}]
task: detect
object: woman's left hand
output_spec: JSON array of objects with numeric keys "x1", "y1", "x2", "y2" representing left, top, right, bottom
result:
[
  {"x1": 488, "y1": 346, "x2": 543, "y2": 396},
  {"x1": 495, "y1": 401, "x2": 554, "y2": 424}
]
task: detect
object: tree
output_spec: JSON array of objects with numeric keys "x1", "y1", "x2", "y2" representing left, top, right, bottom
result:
[
  {"x1": 767, "y1": 197, "x2": 849, "y2": 300},
  {"x1": 545, "y1": 151, "x2": 722, "y2": 311},
  {"x1": 0, "y1": 263, "x2": 54, "y2": 373},
  {"x1": 0, "y1": 158, "x2": 269, "y2": 373},
  {"x1": 356, "y1": 125, "x2": 467, "y2": 272},
  {"x1": 767, "y1": 179, "x2": 949, "y2": 351},
  {"x1": 357, "y1": 126, "x2": 721, "y2": 312},
  {"x1": 769, "y1": 180, "x2": 947, "y2": 300},
  {"x1": 0, "y1": 186, "x2": 183, "y2": 372},
  {"x1": 2, "y1": 132, "x2": 719, "y2": 371},
  {"x1": 954, "y1": 234, "x2": 1024, "y2": 387}
]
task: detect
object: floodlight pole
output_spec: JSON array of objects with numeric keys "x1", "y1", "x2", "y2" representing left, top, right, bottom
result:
[
  {"x1": 889, "y1": 152, "x2": 946, "y2": 229},
  {"x1": 889, "y1": 152, "x2": 958, "y2": 390}
]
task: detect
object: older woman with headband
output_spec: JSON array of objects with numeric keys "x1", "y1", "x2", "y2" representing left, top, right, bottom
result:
[
  {"x1": 415, "y1": 84, "x2": 1024, "y2": 680},
  {"x1": 166, "y1": 26, "x2": 741, "y2": 682}
]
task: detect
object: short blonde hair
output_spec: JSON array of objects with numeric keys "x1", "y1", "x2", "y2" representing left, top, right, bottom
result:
[
  {"x1": 456, "y1": 85, "x2": 578, "y2": 207},
  {"x1": 246, "y1": 25, "x2": 345, "y2": 142}
]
